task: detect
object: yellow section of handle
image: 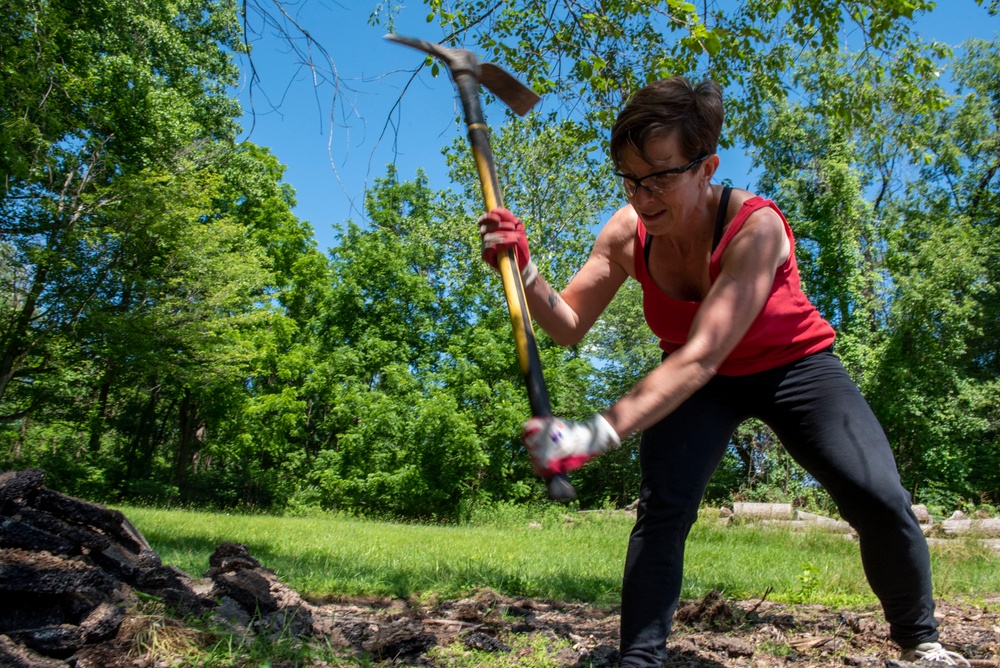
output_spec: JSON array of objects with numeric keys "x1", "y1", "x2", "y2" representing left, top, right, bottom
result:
[
  {"x1": 473, "y1": 143, "x2": 499, "y2": 209},
  {"x1": 473, "y1": 142, "x2": 533, "y2": 377},
  {"x1": 497, "y1": 251, "x2": 531, "y2": 376}
]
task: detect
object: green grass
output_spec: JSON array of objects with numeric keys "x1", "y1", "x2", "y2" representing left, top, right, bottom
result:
[
  {"x1": 123, "y1": 505, "x2": 626, "y2": 604},
  {"x1": 426, "y1": 631, "x2": 576, "y2": 667},
  {"x1": 120, "y1": 505, "x2": 1000, "y2": 608}
]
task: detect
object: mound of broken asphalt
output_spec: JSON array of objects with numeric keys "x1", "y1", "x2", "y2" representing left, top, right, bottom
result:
[{"x1": 0, "y1": 468, "x2": 618, "y2": 667}]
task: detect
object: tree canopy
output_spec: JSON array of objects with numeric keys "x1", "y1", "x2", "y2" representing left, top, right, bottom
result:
[{"x1": 0, "y1": 0, "x2": 997, "y2": 518}]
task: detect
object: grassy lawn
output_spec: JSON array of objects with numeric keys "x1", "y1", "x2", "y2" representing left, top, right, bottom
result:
[{"x1": 121, "y1": 505, "x2": 1000, "y2": 607}]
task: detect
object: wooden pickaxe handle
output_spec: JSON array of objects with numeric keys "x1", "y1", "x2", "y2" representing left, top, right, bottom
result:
[
  {"x1": 452, "y1": 73, "x2": 577, "y2": 501},
  {"x1": 384, "y1": 34, "x2": 575, "y2": 500}
]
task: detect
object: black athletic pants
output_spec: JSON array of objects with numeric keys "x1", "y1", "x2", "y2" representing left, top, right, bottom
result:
[{"x1": 618, "y1": 348, "x2": 937, "y2": 667}]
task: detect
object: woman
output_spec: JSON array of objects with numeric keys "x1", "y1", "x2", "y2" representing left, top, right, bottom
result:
[{"x1": 479, "y1": 76, "x2": 968, "y2": 667}]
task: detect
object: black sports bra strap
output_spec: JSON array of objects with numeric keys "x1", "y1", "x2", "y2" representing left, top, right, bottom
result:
[{"x1": 713, "y1": 186, "x2": 732, "y2": 253}]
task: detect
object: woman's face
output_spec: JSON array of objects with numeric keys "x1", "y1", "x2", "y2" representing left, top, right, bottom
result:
[{"x1": 616, "y1": 132, "x2": 714, "y2": 235}]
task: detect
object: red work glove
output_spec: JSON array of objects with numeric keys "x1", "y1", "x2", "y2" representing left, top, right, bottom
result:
[
  {"x1": 522, "y1": 414, "x2": 621, "y2": 478},
  {"x1": 479, "y1": 207, "x2": 530, "y2": 272}
]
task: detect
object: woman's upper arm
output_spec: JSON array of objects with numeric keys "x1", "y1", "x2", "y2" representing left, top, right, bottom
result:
[
  {"x1": 682, "y1": 207, "x2": 790, "y2": 373},
  {"x1": 557, "y1": 207, "x2": 633, "y2": 337}
]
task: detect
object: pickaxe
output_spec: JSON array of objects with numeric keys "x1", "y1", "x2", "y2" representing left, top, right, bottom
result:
[{"x1": 385, "y1": 34, "x2": 576, "y2": 501}]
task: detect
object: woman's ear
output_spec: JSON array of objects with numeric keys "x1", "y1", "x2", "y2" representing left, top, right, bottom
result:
[{"x1": 700, "y1": 153, "x2": 720, "y2": 184}]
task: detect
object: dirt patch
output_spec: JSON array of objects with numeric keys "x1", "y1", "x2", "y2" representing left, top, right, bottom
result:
[
  {"x1": 10, "y1": 571, "x2": 1000, "y2": 668},
  {"x1": 61, "y1": 590, "x2": 984, "y2": 666},
  {"x1": 291, "y1": 590, "x2": 999, "y2": 667}
]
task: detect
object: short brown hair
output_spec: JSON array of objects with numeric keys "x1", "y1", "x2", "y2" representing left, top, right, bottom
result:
[{"x1": 610, "y1": 77, "x2": 723, "y2": 169}]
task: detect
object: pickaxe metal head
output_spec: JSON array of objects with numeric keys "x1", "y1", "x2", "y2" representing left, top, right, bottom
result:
[{"x1": 385, "y1": 34, "x2": 540, "y2": 116}]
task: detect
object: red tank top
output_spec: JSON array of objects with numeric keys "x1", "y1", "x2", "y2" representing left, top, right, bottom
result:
[{"x1": 634, "y1": 196, "x2": 836, "y2": 376}]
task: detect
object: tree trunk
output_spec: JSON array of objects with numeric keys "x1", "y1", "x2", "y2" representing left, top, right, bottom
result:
[
  {"x1": 174, "y1": 389, "x2": 201, "y2": 486},
  {"x1": 123, "y1": 382, "x2": 160, "y2": 482},
  {"x1": 0, "y1": 268, "x2": 47, "y2": 410},
  {"x1": 88, "y1": 365, "x2": 114, "y2": 452}
]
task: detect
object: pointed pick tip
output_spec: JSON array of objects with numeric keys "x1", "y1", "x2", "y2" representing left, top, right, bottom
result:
[{"x1": 384, "y1": 33, "x2": 415, "y2": 47}]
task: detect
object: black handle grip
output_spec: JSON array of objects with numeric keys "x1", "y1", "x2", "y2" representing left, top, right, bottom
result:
[{"x1": 547, "y1": 474, "x2": 576, "y2": 500}]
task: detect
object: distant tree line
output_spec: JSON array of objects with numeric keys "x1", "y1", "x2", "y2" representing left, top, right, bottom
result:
[{"x1": 1, "y1": 0, "x2": 997, "y2": 518}]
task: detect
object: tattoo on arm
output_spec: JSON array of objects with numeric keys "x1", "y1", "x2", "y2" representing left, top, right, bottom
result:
[{"x1": 547, "y1": 290, "x2": 561, "y2": 310}]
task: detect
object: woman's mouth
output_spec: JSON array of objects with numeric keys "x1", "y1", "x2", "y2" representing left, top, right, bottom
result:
[{"x1": 639, "y1": 208, "x2": 667, "y2": 223}]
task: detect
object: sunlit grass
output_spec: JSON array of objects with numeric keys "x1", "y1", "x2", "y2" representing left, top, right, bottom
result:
[
  {"x1": 123, "y1": 505, "x2": 627, "y2": 604},
  {"x1": 120, "y1": 505, "x2": 1000, "y2": 608}
]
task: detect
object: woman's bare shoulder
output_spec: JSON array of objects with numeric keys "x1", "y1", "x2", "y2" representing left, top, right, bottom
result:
[
  {"x1": 722, "y1": 190, "x2": 790, "y2": 269},
  {"x1": 593, "y1": 204, "x2": 639, "y2": 273},
  {"x1": 596, "y1": 204, "x2": 638, "y2": 247},
  {"x1": 725, "y1": 186, "x2": 757, "y2": 214}
]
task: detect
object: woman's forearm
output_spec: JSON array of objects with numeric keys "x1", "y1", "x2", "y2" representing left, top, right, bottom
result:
[
  {"x1": 523, "y1": 273, "x2": 587, "y2": 346},
  {"x1": 602, "y1": 349, "x2": 717, "y2": 438}
]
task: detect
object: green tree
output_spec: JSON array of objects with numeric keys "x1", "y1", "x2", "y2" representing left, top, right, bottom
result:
[
  {"x1": 191, "y1": 144, "x2": 333, "y2": 507},
  {"x1": 8, "y1": 144, "x2": 286, "y2": 501},
  {"x1": 306, "y1": 168, "x2": 498, "y2": 517},
  {"x1": 743, "y1": 39, "x2": 1000, "y2": 508},
  {"x1": 0, "y1": 0, "x2": 342, "y2": 508},
  {"x1": 0, "y1": 0, "x2": 242, "y2": 421},
  {"x1": 867, "y1": 39, "x2": 1000, "y2": 507},
  {"x1": 391, "y1": 0, "x2": 947, "y2": 151},
  {"x1": 297, "y1": 113, "x2": 626, "y2": 515}
]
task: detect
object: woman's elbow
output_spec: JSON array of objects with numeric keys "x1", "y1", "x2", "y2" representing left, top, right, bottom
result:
[
  {"x1": 548, "y1": 329, "x2": 585, "y2": 347},
  {"x1": 681, "y1": 339, "x2": 724, "y2": 380},
  {"x1": 694, "y1": 358, "x2": 720, "y2": 383}
]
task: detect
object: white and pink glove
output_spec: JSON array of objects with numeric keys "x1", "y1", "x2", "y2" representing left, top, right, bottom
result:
[{"x1": 522, "y1": 414, "x2": 621, "y2": 478}]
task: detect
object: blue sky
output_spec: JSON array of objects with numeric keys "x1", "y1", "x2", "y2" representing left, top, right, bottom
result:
[{"x1": 234, "y1": 2, "x2": 998, "y2": 253}]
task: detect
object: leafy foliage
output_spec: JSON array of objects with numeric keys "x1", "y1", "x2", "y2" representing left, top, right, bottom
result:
[
  {"x1": 395, "y1": 0, "x2": 946, "y2": 152},
  {"x1": 748, "y1": 38, "x2": 1000, "y2": 509},
  {"x1": 1, "y1": 0, "x2": 997, "y2": 518}
]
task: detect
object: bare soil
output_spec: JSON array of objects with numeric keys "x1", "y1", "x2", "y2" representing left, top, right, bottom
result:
[
  {"x1": 63, "y1": 582, "x2": 1000, "y2": 667},
  {"x1": 76, "y1": 590, "x2": 1000, "y2": 668},
  {"x1": 295, "y1": 590, "x2": 1000, "y2": 667}
]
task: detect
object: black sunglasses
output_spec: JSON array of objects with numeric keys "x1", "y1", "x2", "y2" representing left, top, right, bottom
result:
[{"x1": 616, "y1": 155, "x2": 710, "y2": 198}]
